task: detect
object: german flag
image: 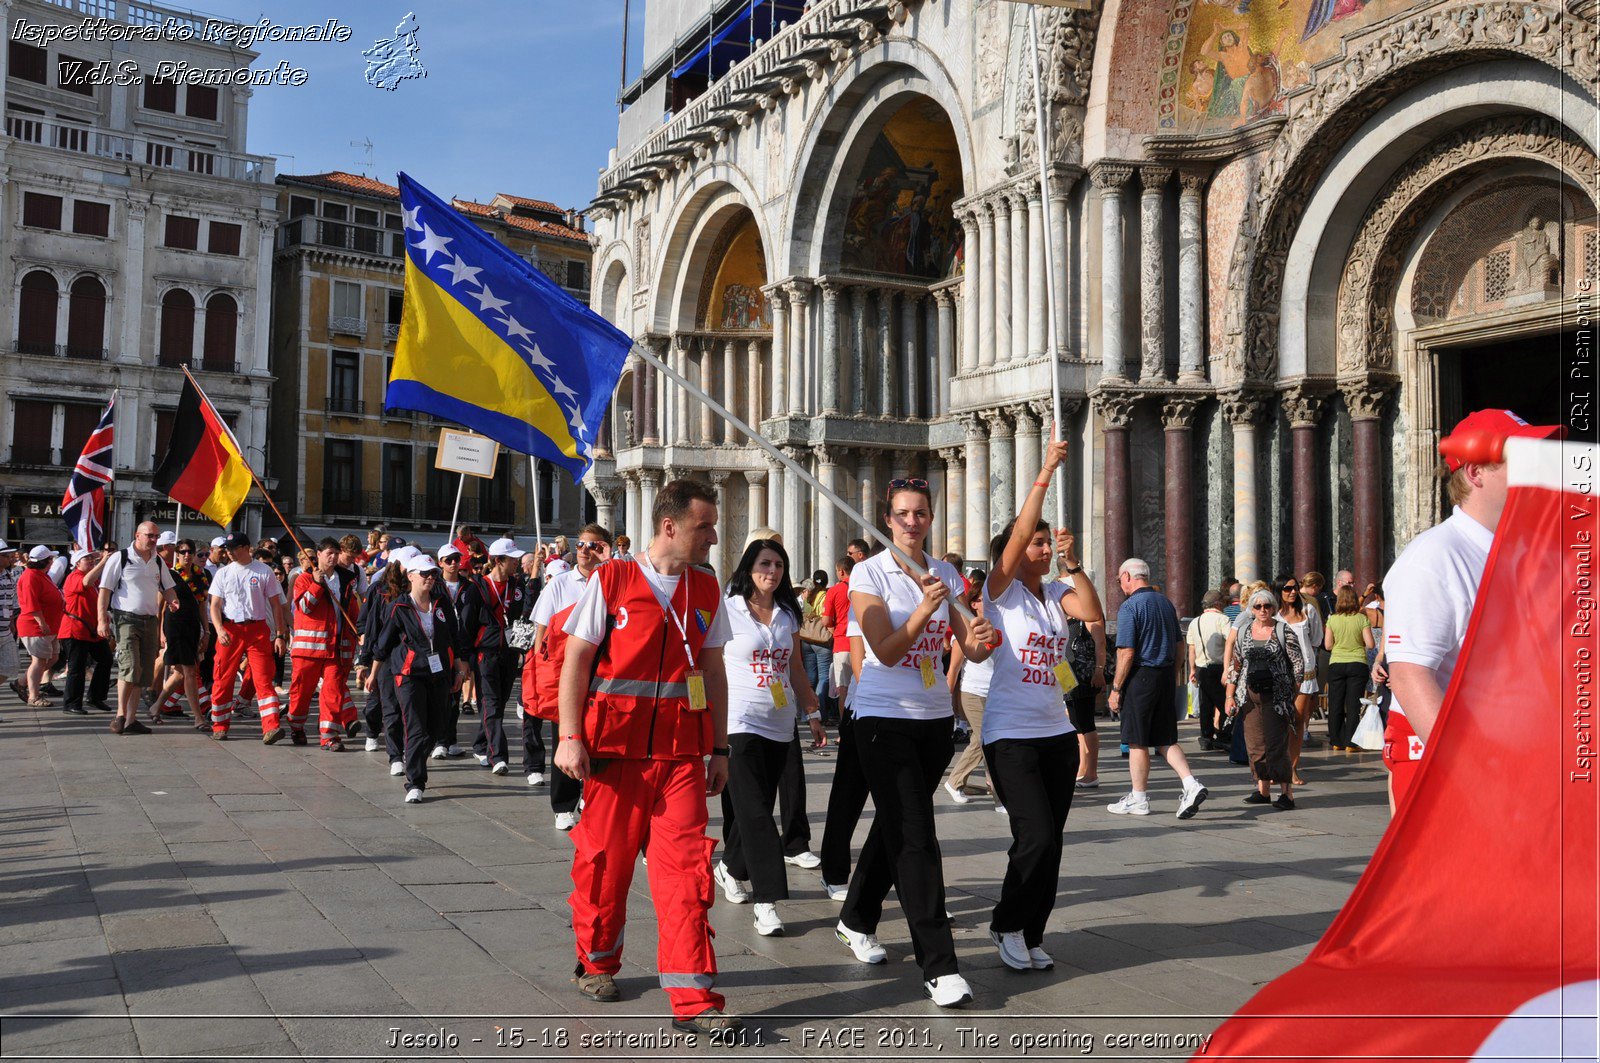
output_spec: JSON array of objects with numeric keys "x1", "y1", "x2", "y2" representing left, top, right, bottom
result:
[{"x1": 153, "y1": 376, "x2": 251, "y2": 527}]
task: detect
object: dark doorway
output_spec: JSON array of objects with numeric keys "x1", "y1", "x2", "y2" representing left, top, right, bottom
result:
[{"x1": 1438, "y1": 328, "x2": 1595, "y2": 441}]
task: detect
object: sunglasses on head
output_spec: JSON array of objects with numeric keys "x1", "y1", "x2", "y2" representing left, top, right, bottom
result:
[{"x1": 886, "y1": 478, "x2": 928, "y2": 496}]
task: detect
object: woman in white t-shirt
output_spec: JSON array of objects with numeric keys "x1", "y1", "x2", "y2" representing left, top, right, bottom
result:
[
  {"x1": 835, "y1": 480, "x2": 996, "y2": 1010},
  {"x1": 713, "y1": 539, "x2": 825, "y2": 938},
  {"x1": 980, "y1": 439, "x2": 1104, "y2": 973}
]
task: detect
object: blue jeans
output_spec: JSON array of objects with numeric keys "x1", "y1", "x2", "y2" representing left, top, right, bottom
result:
[{"x1": 803, "y1": 643, "x2": 831, "y2": 700}]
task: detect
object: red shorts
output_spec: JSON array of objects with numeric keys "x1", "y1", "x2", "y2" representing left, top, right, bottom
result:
[{"x1": 1382, "y1": 711, "x2": 1426, "y2": 807}]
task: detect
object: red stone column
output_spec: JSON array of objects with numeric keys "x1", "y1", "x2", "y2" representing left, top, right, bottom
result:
[
  {"x1": 1343, "y1": 381, "x2": 1392, "y2": 591},
  {"x1": 1284, "y1": 388, "x2": 1327, "y2": 580},
  {"x1": 1161, "y1": 397, "x2": 1201, "y2": 617},
  {"x1": 1095, "y1": 392, "x2": 1137, "y2": 615}
]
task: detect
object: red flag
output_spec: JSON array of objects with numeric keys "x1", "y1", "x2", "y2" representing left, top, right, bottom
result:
[{"x1": 1199, "y1": 437, "x2": 1599, "y2": 1062}]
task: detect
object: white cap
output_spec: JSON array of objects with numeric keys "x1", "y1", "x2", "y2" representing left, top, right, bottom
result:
[
  {"x1": 210, "y1": 536, "x2": 228, "y2": 549},
  {"x1": 437, "y1": 543, "x2": 462, "y2": 559},
  {"x1": 403, "y1": 554, "x2": 439, "y2": 573},
  {"x1": 488, "y1": 536, "x2": 525, "y2": 558},
  {"x1": 388, "y1": 545, "x2": 422, "y2": 566},
  {"x1": 28, "y1": 545, "x2": 58, "y2": 562},
  {"x1": 156, "y1": 531, "x2": 178, "y2": 547},
  {"x1": 70, "y1": 548, "x2": 91, "y2": 565},
  {"x1": 0, "y1": 539, "x2": 14, "y2": 554}
]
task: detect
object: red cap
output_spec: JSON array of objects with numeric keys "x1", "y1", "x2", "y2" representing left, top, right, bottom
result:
[{"x1": 1438, "y1": 409, "x2": 1563, "y2": 471}]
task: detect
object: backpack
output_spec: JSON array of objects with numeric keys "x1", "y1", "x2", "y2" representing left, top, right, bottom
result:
[
  {"x1": 1065, "y1": 617, "x2": 1098, "y2": 687},
  {"x1": 105, "y1": 547, "x2": 174, "y2": 597}
]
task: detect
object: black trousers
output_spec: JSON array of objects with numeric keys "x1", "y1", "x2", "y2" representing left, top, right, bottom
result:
[
  {"x1": 472, "y1": 648, "x2": 516, "y2": 765},
  {"x1": 365, "y1": 662, "x2": 403, "y2": 760},
  {"x1": 522, "y1": 705, "x2": 546, "y2": 774},
  {"x1": 1195, "y1": 662, "x2": 1225, "y2": 743},
  {"x1": 549, "y1": 760, "x2": 582, "y2": 814},
  {"x1": 1327, "y1": 662, "x2": 1368, "y2": 746},
  {"x1": 985, "y1": 733, "x2": 1079, "y2": 947},
  {"x1": 778, "y1": 718, "x2": 811, "y2": 856},
  {"x1": 397, "y1": 671, "x2": 450, "y2": 791},
  {"x1": 840, "y1": 715, "x2": 958, "y2": 979},
  {"x1": 720, "y1": 732, "x2": 792, "y2": 902},
  {"x1": 62, "y1": 638, "x2": 112, "y2": 712},
  {"x1": 820, "y1": 707, "x2": 871, "y2": 887}
]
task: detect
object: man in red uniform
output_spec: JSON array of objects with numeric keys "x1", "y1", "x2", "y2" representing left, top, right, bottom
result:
[
  {"x1": 287, "y1": 538, "x2": 361, "y2": 750},
  {"x1": 554, "y1": 479, "x2": 740, "y2": 1036},
  {"x1": 209, "y1": 533, "x2": 290, "y2": 742}
]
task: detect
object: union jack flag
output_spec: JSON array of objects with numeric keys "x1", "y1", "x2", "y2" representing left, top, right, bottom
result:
[{"x1": 61, "y1": 393, "x2": 115, "y2": 550}]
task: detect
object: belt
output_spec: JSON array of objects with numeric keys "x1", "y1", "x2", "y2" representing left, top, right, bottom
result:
[{"x1": 223, "y1": 617, "x2": 269, "y2": 626}]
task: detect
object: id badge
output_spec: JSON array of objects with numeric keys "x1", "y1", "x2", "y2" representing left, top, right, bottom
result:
[
  {"x1": 427, "y1": 653, "x2": 444, "y2": 674},
  {"x1": 770, "y1": 678, "x2": 788, "y2": 710},
  {"x1": 686, "y1": 670, "x2": 708, "y2": 712},
  {"x1": 918, "y1": 656, "x2": 937, "y2": 689},
  {"x1": 1053, "y1": 660, "x2": 1078, "y2": 695}
]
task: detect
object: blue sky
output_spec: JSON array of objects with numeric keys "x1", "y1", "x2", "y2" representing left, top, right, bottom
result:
[{"x1": 192, "y1": 1, "x2": 647, "y2": 211}]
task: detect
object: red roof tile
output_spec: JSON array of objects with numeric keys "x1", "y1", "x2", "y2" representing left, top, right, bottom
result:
[
  {"x1": 450, "y1": 198, "x2": 496, "y2": 216},
  {"x1": 280, "y1": 174, "x2": 587, "y2": 243},
  {"x1": 502, "y1": 214, "x2": 589, "y2": 243},
  {"x1": 496, "y1": 193, "x2": 562, "y2": 213},
  {"x1": 279, "y1": 171, "x2": 399, "y2": 200}
]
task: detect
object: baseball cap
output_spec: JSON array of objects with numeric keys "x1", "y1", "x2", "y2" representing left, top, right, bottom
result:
[
  {"x1": 223, "y1": 533, "x2": 252, "y2": 550},
  {"x1": 437, "y1": 543, "x2": 462, "y2": 559},
  {"x1": 28, "y1": 545, "x2": 58, "y2": 561},
  {"x1": 70, "y1": 548, "x2": 91, "y2": 565},
  {"x1": 156, "y1": 531, "x2": 178, "y2": 546},
  {"x1": 403, "y1": 554, "x2": 439, "y2": 573},
  {"x1": 388, "y1": 545, "x2": 422, "y2": 566},
  {"x1": 1441, "y1": 409, "x2": 1563, "y2": 471},
  {"x1": 488, "y1": 537, "x2": 525, "y2": 558},
  {"x1": 210, "y1": 535, "x2": 228, "y2": 549},
  {"x1": 385, "y1": 535, "x2": 408, "y2": 550},
  {"x1": 0, "y1": 539, "x2": 14, "y2": 554}
]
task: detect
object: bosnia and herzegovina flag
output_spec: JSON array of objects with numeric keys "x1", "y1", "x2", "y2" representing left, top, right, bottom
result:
[
  {"x1": 388, "y1": 173, "x2": 630, "y2": 480},
  {"x1": 1198, "y1": 435, "x2": 1598, "y2": 1063},
  {"x1": 152, "y1": 375, "x2": 251, "y2": 527}
]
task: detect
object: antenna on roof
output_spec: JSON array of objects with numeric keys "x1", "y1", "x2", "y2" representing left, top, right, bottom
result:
[{"x1": 350, "y1": 138, "x2": 375, "y2": 175}]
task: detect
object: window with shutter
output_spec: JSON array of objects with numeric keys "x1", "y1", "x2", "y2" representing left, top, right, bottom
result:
[
  {"x1": 66, "y1": 277, "x2": 106, "y2": 360},
  {"x1": 61, "y1": 403, "x2": 101, "y2": 465},
  {"x1": 383, "y1": 443, "x2": 412, "y2": 518},
  {"x1": 143, "y1": 77, "x2": 177, "y2": 113},
  {"x1": 154, "y1": 408, "x2": 176, "y2": 460},
  {"x1": 23, "y1": 193, "x2": 63, "y2": 230},
  {"x1": 159, "y1": 290, "x2": 195, "y2": 367},
  {"x1": 72, "y1": 201, "x2": 109, "y2": 237},
  {"x1": 164, "y1": 215, "x2": 199, "y2": 250},
  {"x1": 9, "y1": 42, "x2": 47, "y2": 83},
  {"x1": 323, "y1": 441, "x2": 360, "y2": 513},
  {"x1": 11, "y1": 400, "x2": 54, "y2": 464},
  {"x1": 185, "y1": 84, "x2": 218, "y2": 119},
  {"x1": 202, "y1": 294, "x2": 237, "y2": 370},
  {"x1": 18, "y1": 271, "x2": 58, "y2": 355},
  {"x1": 208, "y1": 221, "x2": 241, "y2": 255}
]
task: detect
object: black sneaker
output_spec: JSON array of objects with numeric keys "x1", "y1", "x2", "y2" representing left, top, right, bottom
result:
[
  {"x1": 40, "y1": 683, "x2": 62, "y2": 697},
  {"x1": 1274, "y1": 794, "x2": 1296, "y2": 811},
  {"x1": 124, "y1": 719, "x2": 152, "y2": 735},
  {"x1": 290, "y1": 729, "x2": 308, "y2": 747},
  {"x1": 262, "y1": 727, "x2": 285, "y2": 745},
  {"x1": 63, "y1": 705, "x2": 88, "y2": 716},
  {"x1": 346, "y1": 720, "x2": 363, "y2": 739},
  {"x1": 1244, "y1": 792, "x2": 1271, "y2": 804},
  {"x1": 89, "y1": 700, "x2": 114, "y2": 713}
]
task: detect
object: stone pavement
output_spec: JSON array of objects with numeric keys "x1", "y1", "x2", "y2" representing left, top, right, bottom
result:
[{"x1": 0, "y1": 687, "x2": 1391, "y2": 1061}]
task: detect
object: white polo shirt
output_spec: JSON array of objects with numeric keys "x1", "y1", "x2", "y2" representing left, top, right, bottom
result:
[
  {"x1": 210, "y1": 560, "x2": 285, "y2": 624},
  {"x1": 532, "y1": 567, "x2": 590, "y2": 626},
  {"x1": 722, "y1": 595, "x2": 801, "y2": 742},
  {"x1": 1380, "y1": 506, "x2": 1494, "y2": 721},
  {"x1": 849, "y1": 551, "x2": 962, "y2": 721},
  {"x1": 100, "y1": 548, "x2": 175, "y2": 616}
]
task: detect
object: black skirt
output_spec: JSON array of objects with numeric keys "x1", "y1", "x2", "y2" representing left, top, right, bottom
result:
[{"x1": 162, "y1": 611, "x2": 201, "y2": 667}]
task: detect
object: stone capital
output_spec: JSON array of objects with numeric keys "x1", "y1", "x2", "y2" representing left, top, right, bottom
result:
[
  {"x1": 1091, "y1": 391, "x2": 1139, "y2": 428},
  {"x1": 708, "y1": 471, "x2": 730, "y2": 488},
  {"x1": 812, "y1": 444, "x2": 840, "y2": 465},
  {"x1": 1220, "y1": 391, "x2": 1268, "y2": 428},
  {"x1": 937, "y1": 446, "x2": 965, "y2": 467},
  {"x1": 963, "y1": 414, "x2": 988, "y2": 442},
  {"x1": 981, "y1": 409, "x2": 1014, "y2": 435},
  {"x1": 743, "y1": 468, "x2": 768, "y2": 486},
  {"x1": 782, "y1": 278, "x2": 814, "y2": 307},
  {"x1": 817, "y1": 279, "x2": 845, "y2": 300},
  {"x1": 1011, "y1": 404, "x2": 1040, "y2": 433},
  {"x1": 1178, "y1": 169, "x2": 1208, "y2": 195},
  {"x1": 1340, "y1": 378, "x2": 1394, "y2": 421},
  {"x1": 1089, "y1": 162, "x2": 1134, "y2": 192},
  {"x1": 932, "y1": 287, "x2": 956, "y2": 310},
  {"x1": 1282, "y1": 387, "x2": 1328, "y2": 428},
  {"x1": 1160, "y1": 395, "x2": 1203, "y2": 430},
  {"x1": 1139, "y1": 166, "x2": 1173, "y2": 193},
  {"x1": 760, "y1": 281, "x2": 788, "y2": 305}
]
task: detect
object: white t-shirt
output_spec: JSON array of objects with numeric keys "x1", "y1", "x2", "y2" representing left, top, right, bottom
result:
[
  {"x1": 979, "y1": 579, "x2": 1075, "y2": 741},
  {"x1": 100, "y1": 548, "x2": 176, "y2": 616},
  {"x1": 564, "y1": 557, "x2": 731, "y2": 653},
  {"x1": 1381, "y1": 506, "x2": 1493, "y2": 722},
  {"x1": 47, "y1": 555, "x2": 68, "y2": 587},
  {"x1": 849, "y1": 551, "x2": 962, "y2": 721},
  {"x1": 326, "y1": 572, "x2": 342, "y2": 605},
  {"x1": 961, "y1": 652, "x2": 994, "y2": 698},
  {"x1": 532, "y1": 567, "x2": 590, "y2": 626},
  {"x1": 441, "y1": 578, "x2": 467, "y2": 606},
  {"x1": 210, "y1": 560, "x2": 285, "y2": 623},
  {"x1": 722, "y1": 595, "x2": 801, "y2": 742}
]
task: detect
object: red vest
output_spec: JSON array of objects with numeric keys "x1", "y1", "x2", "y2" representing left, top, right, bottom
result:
[
  {"x1": 583, "y1": 559, "x2": 719, "y2": 760},
  {"x1": 523, "y1": 598, "x2": 579, "y2": 723},
  {"x1": 290, "y1": 570, "x2": 358, "y2": 661}
]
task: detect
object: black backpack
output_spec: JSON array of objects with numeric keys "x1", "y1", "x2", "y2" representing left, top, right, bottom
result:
[{"x1": 1066, "y1": 617, "x2": 1098, "y2": 687}]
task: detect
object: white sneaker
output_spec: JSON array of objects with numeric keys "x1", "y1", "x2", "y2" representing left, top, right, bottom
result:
[
  {"x1": 943, "y1": 781, "x2": 972, "y2": 804},
  {"x1": 474, "y1": 753, "x2": 490, "y2": 766},
  {"x1": 404, "y1": 788, "x2": 422, "y2": 803},
  {"x1": 989, "y1": 929, "x2": 1031, "y2": 971},
  {"x1": 527, "y1": 771, "x2": 546, "y2": 786},
  {"x1": 713, "y1": 861, "x2": 751, "y2": 904},
  {"x1": 389, "y1": 761, "x2": 404, "y2": 777},
  {"x1": 490, "y1": 760, "x2": 508, "y2": 775},
  {"x1": 822, "y1": 879, "x2": 849, "y2": 902},
  {"x1": 835, "y1": 921, "x2": 887, "y2": 964},
  {"x1": 752, "y1": 902, "x2": 785, "y2": 937},
  {"x1": 363, "y1": 737, "x2": 380, "y2": 753},
  {"x1": 783, "y1": 850, "x2": 821, "y2": 869},
  {"x1": 1028, "y1": 945, "x2": 1055, "y2": 970},
  {"x1": 995, "y1": 803, "x2": 1008, "y2": 815},
  {"x1": 554, "y1": 811, "x2": 579, "y2": 831},
  {"x1": 446, "y1": 744, "x2": 464, "y2": 757},
  {"x1": 1107, "y1": 792, "x2": 1150, "y2": 816},
  {"x1": 924, "y1": 973, "x2": 973, "y2": 1007},
  {"x1": 429, "y1": 745, "x2": 446, "y2": 760},
  {"x1": 1176, "y1": 779, "x2": 1208, "y2": 820}
]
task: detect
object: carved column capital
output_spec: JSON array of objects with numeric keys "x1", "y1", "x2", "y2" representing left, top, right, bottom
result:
[
  {"x1": 932, "y1": 287, "x2": 956, "y2": 309},
  {"x1": 589, "y1": 479, "x2": 623, "y2": 506},
  {"x1": 981, "y1": 408, "x2": 1014, "y2": 435},
  {"x1": 812, "y1": 443, "x2": 839, "y2": 465},
  {"x1": 743, "y1": 468, "x2": 768, "y2": 487},
  {"x1": 1023, "y1": 183, "x2": 1043, "y2": 205},
  {"x1": 1178, "y1": 169, "x2": 1208, "y2": 195},
  {"x1": 1160, "y1": 395, "x2": 1204, "y2": 430},
  {"x1": 1220, "y1": 390, "x2": 1269, "y2": 428},
  {"x1": 1340, "y1": 378, "x2": 1395, "y2": 421},
  {"x1": 1011, "y1": 404, "x2": 1039, "y2": 433},
  {"x1": 1282, "y1": 387, "x2": 1329, "y2": 427},
  {"x1": 1091, "y1": 391, "x2": 1139, "y2": 428},
  {"x1": 1089, "y1": 162, "x2": 1134, "y2": 192},
  {"x1": 782, "y1": 278, "x2": 814, "y2": 307},
  {"x1": 817, "y1": 279, "x2": 845, "y2": 301},
  {"x1": 1139, "y1": 166, "x2": 1173, "y2": 193},
  {"x1": 937, "y1": 446, "x2": 965, "y2": 467},
  {"x1": 964, "y1": 414, "x2": 988, "y2": 441},
  {"x1": 760, "y1": 281, "x2": 789, "y2": 307},
  {"x1": 708, "y1": 471, "x2": 730, "y2": 488}
]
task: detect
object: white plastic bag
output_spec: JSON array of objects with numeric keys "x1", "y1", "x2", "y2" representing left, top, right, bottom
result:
[{"x1": 1351, "y1": 699, "x2": 1385, "y2": 751}]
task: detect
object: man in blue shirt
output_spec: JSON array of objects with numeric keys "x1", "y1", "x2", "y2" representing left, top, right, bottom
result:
[{"x1": 1106, "y1": 558, "x2": 1207, "y2": 819}]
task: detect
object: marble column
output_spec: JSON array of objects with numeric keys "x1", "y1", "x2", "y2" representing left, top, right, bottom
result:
[
  {"x1": 876, "y1": 291, "x2": 896, "y2": 418},
  {"x1": 642, "y1": 338, "x2": 662, "y2": 444},
  {"x1": 709, "y1": 472, "x2": 731, "y2": 578},
  {"x1": 815, "y1": 446, "x2": 839, "y2": 574},
  {"x1": 1092, "y1": 164, "x2": 1133, "y2": 382},
  {"x1": 624, "y1": 474, "x2": 642, "y2": 541},
  {"x1": 722, "y1": 340, "x2": 739, "y2": 442},
  {"x1": 765, "y1": 456, "x2": 783, "y2": 532},
  {"x1": 698, "y1": 338, "x2": 715, "y2": 443},
  {"x1": 766, "y1": 284, "x2": 788, "y2": 416},
  {"x1": 1009, "y1": 191, "x2": 1028, "y2": 363},
  {"x1": 671, "y1": 335, "x2": 690, "y2": 445},
  {"x1": 1026, "y1": 188, "x2": 1046, "y2": 358},
  {"x1": 1177, "y1": 171, "x2": 1207, "y2": 382},
  {"x1": 592, "y1": 480, "x2": 618, "y2": 531},
  {"x1": 1014, "y1": 405, "x2": 1042, "y2": 494},
  {"x1": 639, "y1": 472, "x2": 660, "y2": 547},
  {"x1": 1284, "y1": 388, "x2": 1327, "y2": 581},
  {"x1": 856, "y1": 451, "x2": 876, "y2": 537},
  {"x1": 629, "y1": 354, "x2": 645, "y2": 446},
  {"x1": 784, "y1": 281, "x2": 811, "y2": 416},
  {"x1": 819, "y1": 281, "x2": 842, "y2": 415},
  {"x1": 978, "y1": 202, "x2": 997, "y2": 368},
  {"x1": 781, "y1": 445, "x2": 804, "y2": 570},
  {"x1": 959, "y1": 208, "x2": 980, "y2": 373},
  {"x1": 1049, "y1": 173, "x2": 1074, "y2": 357},
  {"x1": 850, "y1": 287, "x2": 868, "y2": 417},
  {"x1": 964, "y1": 416, "x2": 990, "y2": 561},
  {"x1": 994, "y1": 195, "x2": 1013, "y2": 366},
  {"x1": 1138, "y1": 166, "x2": 1170, "y2": 382},
  {"x1": 1343, "y1": 381, "x2": 1391, "y2": 591},
  {"x1": 941, "y1": 447, "x2": 966, "y2": 560},
  {"x1": 1222, "y1": 392, "x2": 1266, "y2": 585},
  {"x1": 1161, "y1": 396, "x2": 1201, "y2": 617},
  {"x1": 934, "y1": 290, "x2": 956, "y2": 415},
  {"x1": 745, "y1": 469, "x2": 768, "y2": 538},
  {"x1": 746, "y1": 340, "x2": 764, "y2": 426},
  {"x1": 985, "y1": 410, "x2": 1015, "y2": 537},
  {"x1": 1095, "y1": 392, "x2": 1137, "y2": 614},
  {"x1": 901, "y1": 293, "x2": 920, "y2": 419}
]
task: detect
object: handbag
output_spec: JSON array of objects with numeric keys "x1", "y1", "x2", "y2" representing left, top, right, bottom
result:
[
  {"x1": 1351, "y1": 699, "x2": 1385, "y2": 751},
  {"x1": 507, "y1": 619, "x2": 537, "y2": 652},
  {"x1": 799, "y1": 612, "x2": 832, "y2": 647}
]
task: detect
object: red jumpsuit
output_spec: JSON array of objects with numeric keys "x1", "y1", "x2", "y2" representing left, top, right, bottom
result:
[
  {"x1": 568, "y1": 560, "x2": 723, "y2": 1020},
  {"x1": 1382, "y1": 709, "x2": 1425, "y2": 808},
  {"x1": 211, "y1": 622, "x2": 280, "y2": 736},
  {"x1": 287, "y1": 568, "x2": 360, "y2": 745}
]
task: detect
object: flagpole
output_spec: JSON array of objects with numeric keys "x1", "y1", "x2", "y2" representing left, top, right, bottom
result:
[
  {"x1": 630, "y1": 341, "x2": 977, "y2": 623},
  {"x1": 1025, "y1": 3, "x2": 1069, "y2": 532},
  {"x1": 449, "y1": 474, "x2": 466, "y2": 550},
  {"x1": 529, "y1": 455, "x2": 542, "y2": 551}
]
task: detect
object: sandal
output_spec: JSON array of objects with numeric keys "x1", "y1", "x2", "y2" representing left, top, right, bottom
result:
[{"x1": 27, "y1": 696, "x2": 52, "y2": 707}]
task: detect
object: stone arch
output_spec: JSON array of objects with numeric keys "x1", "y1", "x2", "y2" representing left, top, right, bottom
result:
[
  {"x1": 1220, "y1": 0, "x2": 1599, "y2": 384},
  {"x1": 649, "y1": 166, "x2": 772, "y2": 333},
  {"x1": 785, "y1": 39, "x2": 975, "y2": 277},
  {"x1": 596, "y1": 251, "x2": 631, "y2": 328}
]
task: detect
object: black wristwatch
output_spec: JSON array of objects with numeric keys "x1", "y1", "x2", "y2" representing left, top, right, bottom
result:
[
  {"x1": 1064, "y1": 564, "x2": 1083, "y2": 575},
  {"x1": 711, "y1": 746, "x2": 730, "y2": 757}
]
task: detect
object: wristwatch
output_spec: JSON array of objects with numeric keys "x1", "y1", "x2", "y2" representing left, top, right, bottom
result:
[
  {"x1": 1111, "y1": 686, "x2": 1122, "y2": 694},
  {"x1": 711, "y1": 746, "x2": 731, "y2": 757},
  {"x1": 804, "y1": 712, "x2": 821, "y2": 722},
  {"x1": 1064, "y1": 564, "x2": 1083, "y2": 575}
]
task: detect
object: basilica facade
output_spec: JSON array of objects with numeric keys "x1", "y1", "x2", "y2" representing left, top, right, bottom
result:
[{"x1": 582, "y1": 0, "x2": 1598, "y2": 614}]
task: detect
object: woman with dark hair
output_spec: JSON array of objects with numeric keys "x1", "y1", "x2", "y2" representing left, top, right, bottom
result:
[
  {"x1": 835, "y1": 478, "x2": 996, "y2": 1009},
  {"x1": 713, "y1": 538, "x2": 827, "y2": 938},
  {"x1": 356, "y1": 549, "x2": 414, "y2": 776},
  {"x1": 799, "y1": 569, "x2": 832, "y2": 704},
  {"x1": 1276, "y1": 573, "x2": 1322, "y2": 785},
  {"x1": 980, "y1": 440, "x2": 1104, "y2": 971}
]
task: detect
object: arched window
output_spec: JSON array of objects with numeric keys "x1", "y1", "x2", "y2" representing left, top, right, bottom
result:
[
  {"x1": 202, "y1": 293, "x2": 237, "y2": 371},
  {"x1": 66, "y1": 276, "x2": 106, "y2": 360},
  {"x1": 159, "y1": 289, "x2": 194, "y2": 367},
  {"x1": 17, "y1": 270, "x2": 58, "y2": 355}
]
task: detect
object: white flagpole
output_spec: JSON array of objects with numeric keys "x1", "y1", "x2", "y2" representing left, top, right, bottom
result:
[
  {"x1": 1026, "y1": 4, "x2": 1069, "y2": 532},
  {"x1": 630, "y1": 341, "x2": 976, "y2": 623},
  {"x1": 449, "y1": 474, "x2": 466, "y2": 550},
  {"x1": 529, "y1": 455, "x2": 542, "y2": 550}
]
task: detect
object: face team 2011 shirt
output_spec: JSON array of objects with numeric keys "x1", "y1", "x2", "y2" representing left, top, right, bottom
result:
[
  {"x1": 563, "y1": 554, "x2": 731, "y2": 651},
  {"x1": 849, "y1": 551, "x2": 963, "y2": 721},
  {"x1": 721, "y1": 595, "x2": 800, "y2": 742},
  {"x1": 980, "y1": 579, "x2": 1077, "y2": 742}
]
